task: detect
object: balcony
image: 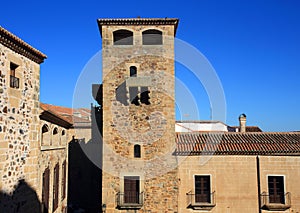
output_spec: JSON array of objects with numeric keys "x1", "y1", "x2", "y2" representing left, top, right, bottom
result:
[
  {"x1": 10, "y1": 75, "x2": 19, "y2": 89},
  {"x1": 186, "y1": 191, "x2": 216, "y2": 210},
  {"x1": 260, "y1": 192, "x2": 291, "y2": 211},
  {"x1": 116, "y1": 192, "x2": 143, "y2": 209}
]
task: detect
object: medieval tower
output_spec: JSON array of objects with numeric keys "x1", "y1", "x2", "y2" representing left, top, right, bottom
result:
[{"x1": 97, "y1": 18, "x2": 179, "y2": 212}]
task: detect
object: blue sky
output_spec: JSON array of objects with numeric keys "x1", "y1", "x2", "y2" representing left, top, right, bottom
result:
[{"x1": 1, "y1": 0, "x2": 299, "y2": 131}]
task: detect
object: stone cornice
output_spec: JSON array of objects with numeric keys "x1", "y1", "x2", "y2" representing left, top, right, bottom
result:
[
  {"x1": 97, "y1": 18, "x2": 179, "y2": 36},
  {"x1": 0, "y1": 26, "x2": 47, "y2": 64}
]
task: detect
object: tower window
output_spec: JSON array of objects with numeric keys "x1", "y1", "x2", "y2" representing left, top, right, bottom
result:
[
  {"x1": 113, "y1": 29, "x2": 133, "y2": 45},
  {"x1": 130, "y1": 66, "x2": 137, "y2": 77},
  {"x1": 142, "y1": 29, "x2": 163, "y2": 45},
  {"x1": 140, "y1": 87, "x2": 150, "y2": 105},
  {"x1": 134, "y1": 144, "x2": 141, "y2": 158},
  {"x1": 10, "y1": 62, "x2": 19, "y2": 89}
]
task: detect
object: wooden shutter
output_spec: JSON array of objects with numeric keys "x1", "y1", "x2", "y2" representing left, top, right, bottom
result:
[
  {"x1": 195, "y1": 176, "x2": 211, "y2": 203},
  {"x1": 53, "y1": 164, "x2": 59, "y2": 211},
  {"x1": 268, "y1": 176, "x2": 284, "y2": 204},
  {"x1": 124, "y1": 176, "x2": 140, "y2": 204},
  {"x1": 42, "y1": 168, "x2": 50, "y2": 213}
]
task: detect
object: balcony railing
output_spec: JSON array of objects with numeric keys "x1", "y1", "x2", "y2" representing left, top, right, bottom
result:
[
  {"x1": 10, "y1": 75, "x2": 19, "y2": 88},
  {"x1": 116, "y1": 192, "x2": 144, "y2": 209},
  {"x1": 186, "y1": 190, "x2": 216, "y2": 210},
  {"x1": 260, "y1": 192, "x2": 291, "y2": 211}
]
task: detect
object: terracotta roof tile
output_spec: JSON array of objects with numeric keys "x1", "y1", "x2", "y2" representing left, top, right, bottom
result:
[
  {"x1": 40, "y1": 103, "x2": 91, "y2": 125},
  {"x1": 175, "y1": 132, "x2": 300, "y2": 156}
]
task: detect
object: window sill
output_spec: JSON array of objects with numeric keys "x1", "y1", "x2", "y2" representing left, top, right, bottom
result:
[
  {"x1": 117, "y1": 203, "x2": 143, "y2": 210},
  {"x1": 41, "y1": 145, "x2": 66, "y2": 151},
  {"x1": 188, "y1": 203, "x2": 216, "y2": 211},
  {"x1": 261, "y1": 203, "x2": 291, "y2": 211}
]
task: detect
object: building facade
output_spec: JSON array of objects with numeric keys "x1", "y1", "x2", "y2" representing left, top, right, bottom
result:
[
  {"x1": 96, "y1": 18, "x2": 300, "y2": 213},
  {"x1": 0, "y1": 26, "x2": 71, "y2": 213}
]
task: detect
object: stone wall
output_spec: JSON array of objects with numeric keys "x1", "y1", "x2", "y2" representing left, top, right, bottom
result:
[
  {"x1": 39, "y1": 119, "x2": 69, "y2": 213},
  {"x1": 101, "y1": 24, "x2": 178, "y2": 212},
  {"x1": 177, "y1": 155, "x2": 300, "y2": 213},
  {"x1": 0, "y1": 42, "x2": 40, "y2": 195}
]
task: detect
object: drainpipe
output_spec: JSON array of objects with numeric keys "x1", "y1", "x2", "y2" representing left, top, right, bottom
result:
[{"x1": 256, "y1": 156, "x2": 262, "y2": 213}]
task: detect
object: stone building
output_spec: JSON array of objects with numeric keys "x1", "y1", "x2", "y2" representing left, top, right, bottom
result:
[
  {"x1": 0, "y1": 26, "x2": 73, "y2": 213},
  {"x1": 95, "y1": 18, "x2": 300, "y2": 213}
]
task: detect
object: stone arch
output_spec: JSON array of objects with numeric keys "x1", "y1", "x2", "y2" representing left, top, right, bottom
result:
[
  {"x1": 61, "y1": 129, "x2": 67, "y2": 145},
  {"x1": 52, "y1": 127, "x2": 59, "y2": 146},
  {"x1": 41, "y1": 124, "x2": 50, "y2": 146}
]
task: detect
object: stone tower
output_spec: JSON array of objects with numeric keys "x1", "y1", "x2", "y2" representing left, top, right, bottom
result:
[{"x1": 97, "y1": 18, "x2": 179, "y2": 212}]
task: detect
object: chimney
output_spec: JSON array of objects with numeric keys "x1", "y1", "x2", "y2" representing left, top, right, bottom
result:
[{"x1": 239, "y1": 114, "x2": 247, "y2": 133}]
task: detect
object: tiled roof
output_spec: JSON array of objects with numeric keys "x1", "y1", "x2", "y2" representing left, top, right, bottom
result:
[
  {"x1": 40, "y1": 103, "x2": 91, "y2": 126},
  {"x1": 97, "y1": 18, "x2": 179, "y2": 36},
  {"x1": 0, "y1": 26, "x2": 47, "y2": 64},
  {"x1": 175, "y1": 132, "x2": 300, "y2": 156}
]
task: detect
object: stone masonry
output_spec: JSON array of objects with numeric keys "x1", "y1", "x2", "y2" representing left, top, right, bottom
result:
[{"x1": 99, "y1": 18, "x2": 179, "y2": 212}]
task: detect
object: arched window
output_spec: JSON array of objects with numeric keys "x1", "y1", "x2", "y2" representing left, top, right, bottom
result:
[
  {"x1": 61, "y1": 130, "x2": 66, "y2": 145},
  {"x1": 130, "y1": 66, "x2": 137, "y2": 77},
  {"x1": 41, "y1": 124, "x2": 50, "y2": 146},
  {"x1": 113, "y1": 29, "x2": 133, "y2": 45},
  {"x1": 52, "y1": 127, "x2": 59, "y2": 146},
  {"x1": 134, "y1": 144, "x2": 141, "y2": 158},
  {"x1": 142, "y1": 29, "x2": 162, "y2": 45}
]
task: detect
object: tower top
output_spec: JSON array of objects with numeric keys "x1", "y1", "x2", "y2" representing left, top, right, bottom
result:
[{"x1": 97, "y1": 18, "x2": 179, "y2": 37}]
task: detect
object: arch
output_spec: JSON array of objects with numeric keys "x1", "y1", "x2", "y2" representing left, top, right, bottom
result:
[
  {"x1": 113, "y1": 29, "x2": 133, "y2": 45},
  {"x1": 142, "y1": 29, "x2": 163, "y2": 45},
  {"x1": 61, "y1": 130, "x2": 67, "y2": 145},
  {"x1": 52, "y1": 127, "x2": 59, "y2": 146},
  {"x1": 41, "y1": 124, "x2": 50, "y2": 146},
  {"x1": 134, "y1": 144, "x2": 141, "y2": 158}
]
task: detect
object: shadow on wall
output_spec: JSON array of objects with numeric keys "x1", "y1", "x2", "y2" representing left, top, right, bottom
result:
[{"x1": 0, "y1": 179, "x2": 41, "y2": 213}]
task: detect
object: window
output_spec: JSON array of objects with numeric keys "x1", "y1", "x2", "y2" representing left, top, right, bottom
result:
[
  {"x1": 195, "y1": 175, "x2": 211, "y2": 203},
  {"x1": 41, "y1": 124, "x2": 50, "y2": 146},
  {"x1": 10, "y1": 62, "x2": 19, "y2": 88},
  {"x1": 268, "y1": 176, "x2": 285, "y2": 204},
  {"x1": 113, "y1": 30, "x2": 133, "y2": 45},
  {"x1": 124, "y1": 176, "x2": 140, "y2": 204},
  {"x1": 142, "y1": 29, "x2": 163, "y2": 45},
  {"x1": 52, "y1": 127, "x2": 59, "y2": 146},
  {"x1": 130, "y1": 66, "x2": 137, "y2": 77},
  {"x1": 42, "y1": 167, "x2": 50, "y2": 213},
  {"x1": 134, "y1": 145, "x2": 141, "y2": 158},
  {"x1": 62, "y1": 160, "x2": 67, "y2": 200},
  {"x1": 53, "y1": 164, "x2": 59, "y2": 212}
]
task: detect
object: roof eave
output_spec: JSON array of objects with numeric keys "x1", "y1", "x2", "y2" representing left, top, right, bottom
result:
[{"x1": 97, "y1": 18, "x2": 179, "y2": 37}]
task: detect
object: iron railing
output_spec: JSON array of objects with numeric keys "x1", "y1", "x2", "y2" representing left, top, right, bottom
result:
[
  {"x1": 10, "y1": 75, "x2": 19, "y2": 88},
  {"x1": 261, "y1": 192, "x2": 291, "y2": 210},
  {"x1": 116, "y1": 192, "x2": 143, "y2": 209},
  {"x1": 186, "y1": 190, "x2": 216, "y2": 210}
]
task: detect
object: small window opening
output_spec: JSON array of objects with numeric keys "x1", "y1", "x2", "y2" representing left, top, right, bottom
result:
[
  {"x1": 142, "y1": 29, "x2": 163, "y2": 45},
  {"x1": 10, "y1": 62, "x2": 19, "y2": 88},
  {"x1": 134, "y1": 144, "x2": 141, "y2": 158},
  {"x1": 113, "y1": 30, "x2": 133, "y2": 45},
  {"x1": 130, "y1": 66, "x2": 137, "y2": 77},
  {"x1": 53, "y1": 128, "x2": 58, "y2": 135}
]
